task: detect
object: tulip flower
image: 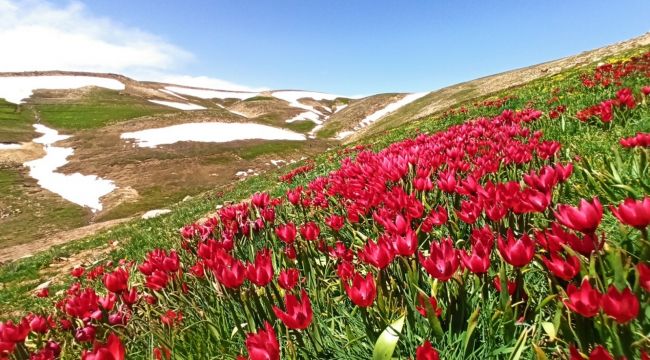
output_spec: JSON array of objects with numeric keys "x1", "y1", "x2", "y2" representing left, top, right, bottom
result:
[
  {"x1": 610, "y1": 196, "x2": 650, "y2": 230},
  {"x1": 416, "y1": 294, "x2": 442, "y2": 317},
  {"x1": 300, "y1": 221, "x2": 320, "y2": 241},
  {"x1": 103, "y1": 268, "x2": 129, "y2": 294},
  {"x1": 81, "y1": 332, "x2": 125, "y2": 360},
  {"x1": 542, "y1": 252, "x2": 581, "y2": 281},
  {"x1": 214, "y1": 259, "x2": 246, "y2": 289},
  {"x1": 278, "y1": 268, "x2": 300, "y2": 290},
  {"x1": 497, "y1": 230, "x2": 535, "y2": 267},
  {"x1": 616, "y1": 87, "x2": 636, "y2": 109},
  {"x1": 493, "y1": 276, "x2": 517, "y2": 296},
  {"x1": 638, "y1": 263, "x2": 650, "y2": 292},
  {"x1": 589, "y1": 346, "x2": 614, "y2": 360},
  {"x1": 245, "y1": 322, "x2": 280, "y2": 360},
  {"x1": 555, "y1": 198, "x2": 603, "y2": 234},
  {"x1": 145, "y1": 270, "x2": 170, "y2": 291},
  {"x1": 71, "y1": 266, "x2": 85, "y2": 278},
  {"x1": 415, "y1": 340, "x2": 440, "y2": 360},
  {"x1": 601, "y1": 285, "x2": 639, "y2": 324},
  {"x1": 251, "y1": 192, "x2": 270, "y2": 208},
  {"x1": 460, "y1": 241, "x2": 491, "y2": 274},
  {"x1": 564, "y1": 279, "x2": 601, "y2": 318},
  {"x1": 344, "y1": 273, "x2": 376, "y2": 308},
  {"x1": 393, "y1": 230, "x2": 418, "y2": 257},
  {"x1": 275, "y1": 223, "x2": 297, "y2": 244},
  {"x1": 273, "y1": 289, "x2": 313, "y2": 330},
  {"x1": 359, "y1": 237, "x2": 395, "y2": 269},
  {"x1": 325, "y1": 214, "x2": 345, "y2": 231},
  {"x1": 246, "y1": 249, "x2": 274, "y2": 287},
  {"x1": 419, "y1": 238, "x2": 460, "y2": 281},
  {"x1": 337, "y1": 261, "x2": 355, "y2": 281}
]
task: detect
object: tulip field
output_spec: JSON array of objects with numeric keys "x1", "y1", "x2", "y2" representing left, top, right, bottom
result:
[{"x1": 2, "y1": 49, "x2": 650, "y2": 359}]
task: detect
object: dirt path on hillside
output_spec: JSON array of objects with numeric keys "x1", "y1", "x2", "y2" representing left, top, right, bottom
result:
[{"x1": 0, "y1": 217, "x2": 132, "y2": 264}]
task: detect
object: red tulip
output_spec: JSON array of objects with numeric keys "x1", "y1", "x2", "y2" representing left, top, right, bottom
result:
[
  {"x1": 601, "y1": 285, "x2": 639, "y2": 324},
  {"x1": 278, "y1": 268, "x2": 300, "y2": 290},
  {"x1": 145, "y1": 270, "x2": 170, "y2": 291},
  {"x1": 616, "y1": 87, "x2": 636, "y2": 109},
  {"x1": 416, "y1": 294, "x2": 442, "y2": 317},
  {"x1": 642, "y1": 85, "x2": 650, "y2": 96},
  {"x1": 325, "y1": 214, "x2": 345, "y2": 231},
  {"x1": 246, "y1": 249, "x2": 274, "y2": 287},
  {"x1": 419, "y1": 238, "x2": 459, "y2": 281},
  {"x1": 554, "y1": 198, "x2": 603, "y2": 234},
  {"x1": 567, "y1": 232, "x2": 604, "y2": 257},
  {"x1": 103, "y1": 268, "x2": 129, "y2": 294},
  {"x1": 393, "y1": 230, "x2": 418, "y2": 257},
  {"x1": 344, "y1": 273, "x2": 376, "y2": 307},
  {"x1": 214, "y1": 258, "x2": 246, "y2": 289},
  {"x1": 415, "y1": 340, "x2": 440, "y2": 360},
  {"x1": 564, "y1": 279, "x2": 601, "y2": 318},
  {"x1": 275, "y1": 223, "x2": 297, "y2": 244},
  {"x1": 300, "y1": 221, "x2": 320, "y2": 241},
  {"x1": 71, "y1": 266, "x2": 85, "y2": 278},
  {"x1": 589, "y1": 345, "x2": 614, "y2": 360},
  {"x1": 460, "y1": 241, "x2": 491, "y2": 274},
  {"x1": 497, "y1": 230, "x2": 534, "y2": 267},
  {"x1": 638, "y1": 263, "x2": 650, "y2": 292},
  {"x1": 245, "y1": 322, "x2": 280, "y2": 360},
  {"x1": 359, "y1": 237, "x2": 395, "y2": 269},
  {"x1": 610, "y1": 196, "x2": 650, "y2": 230},
  {"x1": 337, "y1": 261, "x2": 355, "y2": 281},
  {"x1": 82, "y1": 333, "x2": 125, "y2": 360},
  {"x1": 251, "y1": 192, "x2": 271, "y2": 208},
  {"x1": 493, "y1": 276, "x2": 517, "y2": 296},
  {"x1": 542, "y1": 252, "x2": 581, "y2": 281},
  {"x1": 273, "y1": 289, "x2": 313, "y2": 330}
]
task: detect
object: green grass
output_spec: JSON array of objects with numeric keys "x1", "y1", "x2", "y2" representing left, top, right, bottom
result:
[
  {"x1": 285, "y1": 119, "x2": 316, "y2": 133},
  {"x1": 34, "y1": 88, "x2": 172, "y2": 130},
  {"x1": 0, "y1": 100, "x2": 35, "y2": 143},
  {"x1": 243, "y1": 96, "x2": 276, "y2": 102},
  {"x1": 0, "y1": 166, "x2": 89, "y2": 249},
  {"x1": 235, "y1": 140, "x2": 307, "y2": 160}
]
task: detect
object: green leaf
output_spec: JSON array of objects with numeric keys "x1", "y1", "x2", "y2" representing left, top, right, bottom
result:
[
  {"x1": 541, "y1": 322, "x2": 556, "y2": 341},
  {"x1": 372, "y1": 315, "x2": 405, "y2": 360},
  {"x1": 463, "y1": 307, "x2": 480, "y2": 354}
]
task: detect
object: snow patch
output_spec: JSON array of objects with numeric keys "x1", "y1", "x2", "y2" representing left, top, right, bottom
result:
[
  {"x1": 334, "y1": 104, "x2": 348, "y2": 113},
  {"x1": 355, "y1": 92, "x2": 428, "y2": 130},
  {"x1": 148, "y1": 100, "x2": 206, "y2": 111},
  {"x1": 0, "y1": 143, "x2": 22, "y2": 150},
  {"x1": 142, "y1": 209, "x2": 172, "y2": 219},
  {"x1": 159, "y1": 89, "x2": 188, "y2": 100},
  {"x1": 165, "y1": 86, "x2": 259, "y2": 100},
  {"x1": 0, "y1": 76, "x2": 125, "y2": 104},
  {"x1": 24, "y1": 124, "x2": 116, "y2": 212},
  {"x1": 121, "y1": 122, "x2": 306, "y2": 148},
  {"x1": 286, "y1": 111, "x2": 322, "y2": 124}
]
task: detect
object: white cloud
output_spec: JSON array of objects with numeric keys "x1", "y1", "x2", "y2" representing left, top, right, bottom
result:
[{"x1": 0, "y1": 0, "x2": 258, "y2": 91}]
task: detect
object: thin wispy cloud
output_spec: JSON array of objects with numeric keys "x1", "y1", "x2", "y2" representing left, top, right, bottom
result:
[{"x1": 0, "y1": 0, "x2": 260, "y2": 91}]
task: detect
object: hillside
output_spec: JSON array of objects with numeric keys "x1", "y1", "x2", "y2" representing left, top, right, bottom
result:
[
  {"x1": 0, "y1": 74, "x2": 415, "y2": 254},
  {"x1": 0, "y1": 33, "x2": 649, "y2": 360}
]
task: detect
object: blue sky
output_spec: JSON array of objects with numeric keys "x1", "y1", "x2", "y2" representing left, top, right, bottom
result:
[{"x1": 9, "y1": 0, "x2": 650, "y2": 95}]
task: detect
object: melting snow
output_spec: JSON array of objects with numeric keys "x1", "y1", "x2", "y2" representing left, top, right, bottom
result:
[
  {"x1": 272, "y1": 90, "x2": 340, "y2": 117},
  {"x1": 148, "y1": 100, "x2": 206, "y2": 111},
  {"x1": 24, "y1": 124, "x2": 116, "y2": 212},
  {"x1": 334, "y1": 104, "x2": 348, "y2": 113},
  {"x1": 121, "y1": 122, "x2": 306, "y2": 148},
  {"x1": 160, "y1": 89, "x2": 188, "y2": 100},
  {"x1": 0, "y1": 76, "x2": 125, "y2": 104},
  {"x1": 0, "y1": 143, "x2": 22, "y2": 150},
  {"x1": 165, "y1": 86, "x2": 259, "y2": 100},
  {"x1": 356, "y1": 92, "x2": 428, "y2": 129},
  {"x1": 286, "y1": 111, "x2": 322, "y2": 124}
]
